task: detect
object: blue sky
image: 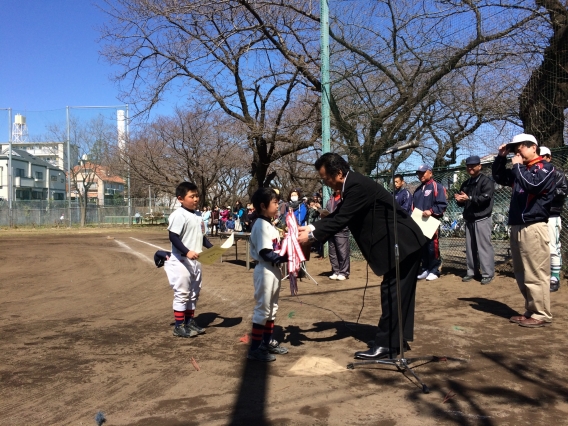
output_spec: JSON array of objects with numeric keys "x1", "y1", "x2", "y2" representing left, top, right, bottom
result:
[{"x1": 0, "y1": 1, "x2": 177, "y2": 141}]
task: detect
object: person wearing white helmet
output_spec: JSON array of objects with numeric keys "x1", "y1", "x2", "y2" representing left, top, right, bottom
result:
[{"x1": 539, "y1": 146, "x2": 567, "y2": 292}]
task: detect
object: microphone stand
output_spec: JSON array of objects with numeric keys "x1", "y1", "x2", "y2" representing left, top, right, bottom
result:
[{"x1": 347, "y1": 149, "x2": 465, "y2": 394}]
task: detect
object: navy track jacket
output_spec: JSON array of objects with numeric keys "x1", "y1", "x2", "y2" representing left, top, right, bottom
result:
[
  {"x1": 492, "y1": 155, "x2": 556, "y2": 225},
  {"x1": 412, "y1": 179, "x2": 448, "y2": 218}
]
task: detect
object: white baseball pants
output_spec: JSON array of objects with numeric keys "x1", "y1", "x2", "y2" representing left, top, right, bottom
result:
[{"x1": 164, "y1": 255, "x2": 202, "y2": 311}]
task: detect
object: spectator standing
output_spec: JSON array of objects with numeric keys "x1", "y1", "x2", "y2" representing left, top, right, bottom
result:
[
  {"x1": 393, "y1": 174, "x2": 412, "y2": 214},
  {"x1": 326, "y1": 188, "x2": 351, "y2": 280},
  {"x1": 202, "y1": 206, "x2": 211, "y2": 235},
  {"x1": 540, "y1": 147, "x2": 567, "y2": 292},
  {"x1": 210, "y1": 206, "x2": 220, "y2": 236},
  {"x1": 287, "y1": 189, "x2": 308, "y2": 226},
  {"x1": 412, "y1": 164, "x2": 448, "y2": 281},
  {"x1": 454, "y1": 156, "x2": 495, "y2": 285},
  {"x1": 492, "y1": 133, "x2": 556, "y2": 328}
]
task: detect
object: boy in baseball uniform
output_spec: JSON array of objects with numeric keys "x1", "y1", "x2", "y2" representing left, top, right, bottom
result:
[
  {"x1": 248, "y1": 188, "x2": 289, "y2": 362},
  {"x1": 164, "y1": 182, "x2": 212, "y2": 338}
]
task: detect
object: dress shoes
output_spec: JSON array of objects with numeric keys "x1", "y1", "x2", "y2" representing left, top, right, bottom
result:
[
  {"x1": 509, "y1": 315, "x2": 528, "y2": 324},
  {"x1": 354, "y1": 346, "x2": 398, "y2": 360},
  {"x1": 518, "y1": 317, "x2": 550, "y2": 328}
]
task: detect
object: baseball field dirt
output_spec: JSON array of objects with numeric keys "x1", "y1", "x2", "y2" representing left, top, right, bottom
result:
[{"x1": 1, "y1": 228, "x2": 567, "y2": 425}]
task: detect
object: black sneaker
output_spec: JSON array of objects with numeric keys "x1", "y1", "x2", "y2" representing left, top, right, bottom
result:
[
  {"x1": 462, "y1": 275, "x2": 474, "y2": 282},
  {"x1": 264, "y1": 339, "x2": 289, "y2": 355},
  {"x1": 481, "y1": 277, "x2": 494, "y2": 285},
  {"x1": 550, "y1": 278, "x2": 560, "y2": 292},
  {"x1": 186, "y1": 319, "x2": 205, "y2": 334},
  {"x1": 173, "y1": 324, "x2": 197, "y2": 338},
  {"x1": 247, "y1": 345, "x2": 276, "y2": 362}
]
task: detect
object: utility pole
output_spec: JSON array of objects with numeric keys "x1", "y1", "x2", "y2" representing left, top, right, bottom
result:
[
  {"x1": 7, "y1": 108, "x2": 13, "y2": 227},
  {"x1": 320, "y1": 0, "x2": 331, "y2": 256}
]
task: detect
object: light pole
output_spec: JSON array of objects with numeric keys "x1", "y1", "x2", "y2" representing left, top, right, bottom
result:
[
  {"x1": 1, "y1": 108, "x2": 14, "y2": 227},
  {"x1": 320, "y1": 0, "x2": 331, "y2": 207}
]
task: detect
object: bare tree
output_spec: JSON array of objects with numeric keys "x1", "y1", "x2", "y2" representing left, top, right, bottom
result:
[
  {"x1": 123, "y1": 108, "x2": 252, "y2": 207},
  {"x1": 47, "y1": 115, "x2": 116, "y2": 226},
  {"x1": 100, "y1": 1, "x2": 320, "y2": 195},
  {"x1": 520, "y1": 0, "x2": 568, "y2": 147}
]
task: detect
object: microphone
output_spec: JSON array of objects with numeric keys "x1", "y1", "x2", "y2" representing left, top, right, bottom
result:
[{"x1": 383, "y1": 140, "x2": 419, "y2": 155}]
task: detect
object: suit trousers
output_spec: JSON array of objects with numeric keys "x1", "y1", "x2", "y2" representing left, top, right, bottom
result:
[
  {"x1": 375, "y1": 249, "x2": 421, "y2": 348},
  {"x1": 328, "y1": 232, "x2": 351, "y2": 277},
  {"x1": 465, "y1": 217, "x2": 495, "y2": 278},
  {"x1": 510, "y1": 223, "x2": 552, "y2": 322}
]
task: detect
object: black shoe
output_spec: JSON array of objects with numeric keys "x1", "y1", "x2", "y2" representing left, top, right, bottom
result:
[
  {"x1": 173, "y1": 324, "x2": 197, "y2": 338},
  {"x1": 186, "y1": 319, "x2": 205, "y2": 334},
  {"x1": 481, "y1": 276, "x2": 494, "y2": 285},
  {"x1": 354, "y1": 346, "x2": 399, "y2": 360},
  {"x1": 366, "y1": 340, "x2": 411, "y2": 351},
  {"x1": 263, "y1": 339, "x2": 288, "y2": 355},
  {"x1": 551, "y1": 278, "x2": 560, "y2": 292},
  {"x1": 248, "y1": 345, "x2": 276, "y2": 362},
  {"x1": 462, "y1": 275, "x2": 475, "y2": 282}
]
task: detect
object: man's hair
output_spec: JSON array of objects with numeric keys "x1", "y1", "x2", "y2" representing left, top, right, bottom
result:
[
  {"x1": 394, "y1": 174, "x2": 404, "y2": 181},
  {"x1": 176, "y1": 181, "x2": 198, "y2": 198},
  {"x1": 314, "y1": 153, "x2": 350, "y2": 177},
  {"x1": 252, "y1": 188, "x2": 278, "y2": 213}
]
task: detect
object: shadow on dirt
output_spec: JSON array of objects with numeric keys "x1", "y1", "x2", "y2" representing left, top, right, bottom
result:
[
  {"x1": 457, "y1": 297, "x2": 518, "y2": 319},
  {"x1": 283, "y1": 321, "x2": 377, "y2": 347},
  {"x1": 195, "y1": 312, "x2": 242, "y2": 328}
]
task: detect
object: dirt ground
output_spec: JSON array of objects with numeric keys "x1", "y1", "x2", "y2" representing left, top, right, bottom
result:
[{"x1": 1, "y1": 227, "x2": 568, "y2": 426}]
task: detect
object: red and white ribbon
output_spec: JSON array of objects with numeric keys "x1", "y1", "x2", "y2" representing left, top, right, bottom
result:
[{"x1": 280, "y1": 209, "x2": 306, "y2": 295}]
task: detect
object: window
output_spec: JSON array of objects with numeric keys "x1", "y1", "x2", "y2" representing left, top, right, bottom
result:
[
  {"x1": 53, "y1": 193, "x2": 64, "y2": 200},
  {"x1": 51, "y1": 175, "x2": 57, "y2": 181},
  {"x1": 32, "y1": 191, "x2": 42, "y2": 200},
  {"x1": 35, "y1": 171, "x2": 43, "y2": 180},
  {"x1": 15, "y1": 168, "x2": 25, "y2": 177}
]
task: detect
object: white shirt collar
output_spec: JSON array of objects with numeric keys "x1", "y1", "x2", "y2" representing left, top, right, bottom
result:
[{"x1": 341, "y1": 171, "x2": 349, "y2": 197}]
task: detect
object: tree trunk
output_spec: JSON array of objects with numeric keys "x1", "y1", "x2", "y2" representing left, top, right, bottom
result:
[
  {"x1": 519, "y1": 0, "x2": 568, "y2": 147},
  {"x1": 81, "y1": 191, "x2": 88, "y2": 227}
]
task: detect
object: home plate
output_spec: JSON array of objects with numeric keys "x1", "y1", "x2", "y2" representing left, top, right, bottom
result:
[{"x1": 288, "y1": 356, "x2": 346, "y2": 376}]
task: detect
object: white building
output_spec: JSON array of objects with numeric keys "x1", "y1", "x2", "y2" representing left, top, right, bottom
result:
[
  {"x1": 0, "y1": 148, "x2": 66, "y2": 201},
  {"x1": 0, "y1": 141, "x2": 78, "y2": 170},
  {"x1": 70, "y1": 162, "x2": 125, "y2": 206}
]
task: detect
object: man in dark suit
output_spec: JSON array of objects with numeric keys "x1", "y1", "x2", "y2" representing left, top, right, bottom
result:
[{"x1": 298, "y1": 153, "x2": 427, "y2": 359}]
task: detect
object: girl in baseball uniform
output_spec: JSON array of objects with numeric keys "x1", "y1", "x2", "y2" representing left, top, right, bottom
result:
[{"x1": 248, "y1": 188, "x2": 289, "y2": 362}]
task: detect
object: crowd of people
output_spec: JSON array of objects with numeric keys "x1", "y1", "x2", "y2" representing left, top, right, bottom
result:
[{"x1": 157, "y1": 133, "x2": 564, "y2": 365}]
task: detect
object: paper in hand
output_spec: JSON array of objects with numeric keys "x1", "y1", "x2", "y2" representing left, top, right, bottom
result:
[
  {"x1": 198, "y1": 233, "x2": 235, "y2": 265},
  {"x1": 411, "y1": 208, "x2": 441, "y2": 239}
]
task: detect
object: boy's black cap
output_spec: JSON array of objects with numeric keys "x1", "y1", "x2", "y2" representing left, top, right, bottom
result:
[{"x1": 154, "y1": 250, "x2": 171, "y2": 268}]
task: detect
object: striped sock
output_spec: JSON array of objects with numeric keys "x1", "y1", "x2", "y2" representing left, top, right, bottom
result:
[
  {"x1": 263, "y1": 320, "x2": 274, "y2": 345},
  {"x1": 184, "y1": 309, "x2": 195, "y2": 325},
  {"x1": 251, "y1": 323, "x2": 264, "y2": 350},
  {"x1": 174, "y1": 311, "x2": 185, "y2": 326}
]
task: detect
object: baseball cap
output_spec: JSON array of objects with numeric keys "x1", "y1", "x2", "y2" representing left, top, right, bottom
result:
[
  {"x1": 465, "y1": 155, "x2": 481, "y2": 165},
  {"x1": 507, "y1": 133, "x2": 538, "y2": 146},
  {"x1": 539, "y1": 146, "x2": 551, "y2": 156},
  {"x1": 416, "y1": 164, "x2": 432, "y2": 172}
]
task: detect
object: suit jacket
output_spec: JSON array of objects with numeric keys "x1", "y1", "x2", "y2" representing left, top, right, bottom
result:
[{"x1": 313, "y1": 171, "x2": 427, "y2": 276}]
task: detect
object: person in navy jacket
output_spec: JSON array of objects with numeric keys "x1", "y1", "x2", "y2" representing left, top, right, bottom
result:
[
  {"x1": 412, "y1": 164, "x2": 448, "y2": 281},
  {"x1": 394, "y1": 174, "x2": 412, "y2": 214},
  {"x1": 492, "y1": 133, "x2": 556, "y2": 328}
]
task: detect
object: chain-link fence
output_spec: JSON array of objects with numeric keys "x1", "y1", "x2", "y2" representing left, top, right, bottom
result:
[
  {"x1": 347, "y1": 146, "x2": 568, "y2": 275},
  {"x1": 0, "y1": 198, "x2": 174, "y2": 227}
]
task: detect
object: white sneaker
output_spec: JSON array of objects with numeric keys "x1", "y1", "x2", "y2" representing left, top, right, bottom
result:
[
  {"x1": 336, "y1": 275, "x2": 346, "y2": 281},
  {"x1": 329, "y1": 274, "x2": 338, "y2": 280},
  {"x1": 426, "y1": 273, "x2": 439, "y2": 281},
  {"x1": 417, "y1": 271, "x2": 428, "y2": 280}
]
